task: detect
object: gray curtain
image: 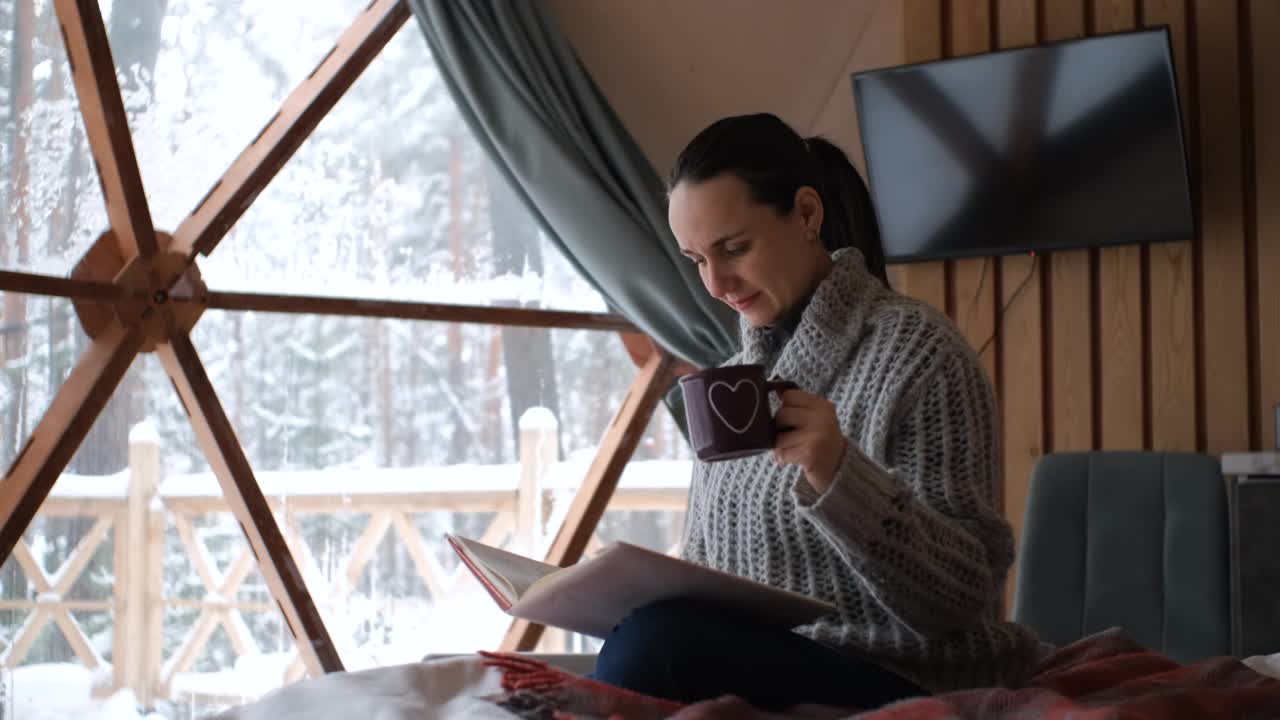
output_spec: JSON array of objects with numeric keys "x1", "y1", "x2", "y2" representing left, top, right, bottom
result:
[{"x1": 408, "y1": 0, "x2": 737, "y2": 368}]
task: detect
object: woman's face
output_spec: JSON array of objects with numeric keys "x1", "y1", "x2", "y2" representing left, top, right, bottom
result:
[{"x1": 669, "y1": 174, "x2": 832, "y2": 328}]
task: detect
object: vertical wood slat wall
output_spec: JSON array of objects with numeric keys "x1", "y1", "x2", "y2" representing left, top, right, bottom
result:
[{"x1": 898, "y1": 0, "x2": 1279, "y2": 574}]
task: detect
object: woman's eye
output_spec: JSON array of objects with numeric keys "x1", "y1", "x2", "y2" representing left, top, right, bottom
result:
[{"x1": 724, "y1": 244, "x2": 748, "y2": 257}]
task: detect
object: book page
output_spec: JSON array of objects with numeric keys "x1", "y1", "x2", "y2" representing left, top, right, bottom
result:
[
  {"x1": 450, "y1": 535, "x2": 560, "y2": 601},
  {"x1": 516, "y1": 541, "x2": 836, "y2": 638}
]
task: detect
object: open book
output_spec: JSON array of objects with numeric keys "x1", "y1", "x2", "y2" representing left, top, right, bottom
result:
[{"x1": 446, "y1": 534, "x2": 836, "y2": 639}]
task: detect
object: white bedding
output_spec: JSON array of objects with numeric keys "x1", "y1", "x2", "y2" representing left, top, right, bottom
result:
[
  {"x1": 212, "y1": 656, "x2": 518, "y2": 720},
  {"x1": 1244, "y1": 652, "x2": 1280, "y2": 681},
  {"x1": 213, "y1": 650, "x2": 1280, "y2": 720}
]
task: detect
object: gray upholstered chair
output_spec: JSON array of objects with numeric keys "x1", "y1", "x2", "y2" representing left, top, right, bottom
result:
[{"x1": 1012, "y1": 451, "x2": 1232, "y2": 664}]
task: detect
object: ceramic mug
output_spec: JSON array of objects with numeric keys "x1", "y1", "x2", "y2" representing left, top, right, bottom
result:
[{"x1": 679, "y1": 364, "x2": 798, "y2": 462}]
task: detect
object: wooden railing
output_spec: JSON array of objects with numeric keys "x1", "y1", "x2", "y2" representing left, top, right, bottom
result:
[{"x1": 0, "y1": 414, "x2": 690, "y2": 705}]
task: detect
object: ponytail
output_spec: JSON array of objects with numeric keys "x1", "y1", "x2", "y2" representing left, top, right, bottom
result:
[{"x1": 805, "y1": 137, "x2": 889, "y2": 286}]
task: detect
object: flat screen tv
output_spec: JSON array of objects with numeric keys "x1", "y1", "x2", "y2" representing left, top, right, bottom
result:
[{"x1": 852, "y1": 28, "x2": 1193, "y2": 264}]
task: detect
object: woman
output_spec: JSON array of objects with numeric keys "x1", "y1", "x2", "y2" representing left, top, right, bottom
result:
[{"x1": 592, "y1": 114, "x2": 1041, "y2": 713}]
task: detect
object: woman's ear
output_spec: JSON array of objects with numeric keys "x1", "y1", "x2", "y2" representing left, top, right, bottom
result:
[{"x1": 794, "y1": 185, "x2": 824, "y2": 240}]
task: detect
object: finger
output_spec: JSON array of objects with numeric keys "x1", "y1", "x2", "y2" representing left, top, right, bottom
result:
[
  {"x1": 779, "y1": 394, "x2": 838, "y2": 422},
  {"x1": 773, "y1": 428, "x2": 811, "y2": 451},
  {"x1": 774, "y1": 407, "x2": 815, "y2": 430},
  {"x1": 772, "y1": 445, "x2": 792, "y2": 465},
  {"x1": 773, "y1": 441, "x2": 817, "y2": 468},
  {"x1": 777, "y1": 388, "x2": 820, "y2": 407},
  {"x1": 775, "y1": 441, "x2": 812, "y2": 465}
]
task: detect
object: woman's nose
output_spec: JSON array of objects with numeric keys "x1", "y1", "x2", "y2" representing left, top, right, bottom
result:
[{"x1": 703, "y1": 262, "x2": 735, "y2": 299}]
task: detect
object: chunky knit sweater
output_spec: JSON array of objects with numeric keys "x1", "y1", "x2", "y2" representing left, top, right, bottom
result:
[{"x1": 679, "y1": 248, "x2": 1042, "y2": 693}]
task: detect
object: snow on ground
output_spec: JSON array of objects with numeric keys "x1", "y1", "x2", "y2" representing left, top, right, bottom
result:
[
  {"x1": 11, "y1": 664, "x2": 163, "y2": 720},
  {"x1": 15, "y1": 587, "x2": 522, "y2": 719}
]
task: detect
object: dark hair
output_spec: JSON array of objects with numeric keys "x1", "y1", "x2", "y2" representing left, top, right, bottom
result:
[{"x1": 667, "y1": 113, "x2": 888, "y2": 285}]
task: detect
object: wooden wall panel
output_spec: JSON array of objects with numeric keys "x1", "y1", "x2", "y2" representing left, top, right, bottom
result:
[
  {"x1": 952, "y1": 260, "x2": 997, "y2": 381},
  {"x1": 1049, "y1": 252, "x2": 1095, "y2": 451},
  {"x1": 890, "y1": 0, "x2": 1280, "y2": 620},
  {"x1": 1095, "y1": 1, "x2": 1145, "y2": 450},
  {"x1": 997, "y1": 0, "x2": 1037, "y2": 49},
  {"x1": 1142, "y1": 0, "x2": 1198, "y2": 451},
  {"x1": 1194, "y1": 1, "x2": 1251, "y2": 457},
  {"x1": 1252, "y1": 0, "x2": 1280, "y2": 451},
  {"x1": 1043, "y1": 0, "x2": 1087, "y2": 39},
  {"x1": 895, "y1": 0, "x2": 1276, "y2": 522}
]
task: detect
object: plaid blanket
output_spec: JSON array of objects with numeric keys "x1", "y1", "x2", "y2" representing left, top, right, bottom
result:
[{"x1": 479, "y1": 629, "x2": 1280, "y2": 720}]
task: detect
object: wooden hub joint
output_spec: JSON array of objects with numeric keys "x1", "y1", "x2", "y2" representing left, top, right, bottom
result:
[{"x1": 71, "y1": 230, "x2": 207, "y2": 352}]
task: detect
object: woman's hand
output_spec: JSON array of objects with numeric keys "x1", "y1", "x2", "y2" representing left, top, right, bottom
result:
[{"x1": 773, "y1": 388, "x2": 846, "y2": 495}]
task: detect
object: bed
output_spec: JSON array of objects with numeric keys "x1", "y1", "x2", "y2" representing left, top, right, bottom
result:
[
  {"x1": 215, "y1": 628, "x2": 1280, "y2": 720},
  {"x1": 219, "y1": 453, "x2": 1279, "y2": 718}
]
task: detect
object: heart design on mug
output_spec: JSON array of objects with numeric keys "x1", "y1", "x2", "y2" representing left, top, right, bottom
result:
[{"x1": 707, "y1": 379, "x2": 760, "y2": 435}]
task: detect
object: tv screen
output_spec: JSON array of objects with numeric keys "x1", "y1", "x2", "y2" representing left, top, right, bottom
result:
[{"x1": 852, "y1": 28, "x2": 1193, "y2": 264}]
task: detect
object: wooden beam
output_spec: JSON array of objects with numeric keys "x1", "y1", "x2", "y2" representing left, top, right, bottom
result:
[
  {"x1": 217, "y1": 550, "x2": 260, "y2": 659},
  {"x1": 501, "y1": 349, "x2": 677, "y2": 651},
  {"x1": 33, "y1": 498, "x2": 128, "y2": 517},
  {"x1": 282, "y1": 513, "x2": 335, "y2": 607},
  {"x1": 113, "y1": 507, "x2": 130, "y2": 690},
  {"x1": 0, "y1": 600, "x2": 112, "y2": 611},
  {"x1": 50, "y1": 607, "x2": 101, "y2": 668},
  {"x1": 2, "y1": 522, "x2": 106, "y2": 666},
  {"x1": 220, "y1": 610, "x2": 254, "y2": 657},
  {"x1": 161, "y1": 609, "x2": 220, "y2": 686},
  {"x1": 2, "y1": 609, "x2": 50, "y2": 666},
  {"x1": 162, "y1": 493, "x2": 518, "y2": 515},
  {"x1": 171, "y1": 0, "x2": 410, "y2": 262},
  {"x1": 174, "y1": 513, "x2": 222, "y2": 594},
  {"x1": 390, "y1": 512, "x2": 447, "y2": 599},
  {"x1": 11, "y1": 542, "x2": 52, "y2": 593},
  {"x1": 157, "y1": 327, "x2": 343, "y2": 676},
  {"x1": 0, "y1": 270, "x2": 137, "y2": 302},
  {"x1": 344, "y1": 511, "x2": 393, "y2": 591},
  {"x1": 51, "y1": 515, "x2": 113, "y2": 594},
  {"x1": 164, "y1": 599, "x2": 274, "y2": 612},
  {"x1": 53, "y1": 0, "x2": 158, "y2": 260},
  {"x1": 193, "y1": 290, "x2": 638, "y2": 333},
  {"x1": 221, "y1": 547, "x2": 257, "y2": 597},
  {"x1": 0, "y1": 322, "x2": 144, "y2": 565}
]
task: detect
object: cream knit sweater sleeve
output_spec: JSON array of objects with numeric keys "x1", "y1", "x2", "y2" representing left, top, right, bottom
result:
[{"x1": 792, "y1": 336, "x2": 1012, "y2": 634}]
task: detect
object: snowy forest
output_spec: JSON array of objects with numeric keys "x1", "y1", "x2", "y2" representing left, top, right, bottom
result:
[{"x1": 0, "y1": 0, "x2": 692, "y2": 715}]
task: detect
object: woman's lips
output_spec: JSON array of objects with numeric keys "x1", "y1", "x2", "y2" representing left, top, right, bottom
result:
[{"x1": 729, "y1": 292, "x2": 759, "y2": 312}]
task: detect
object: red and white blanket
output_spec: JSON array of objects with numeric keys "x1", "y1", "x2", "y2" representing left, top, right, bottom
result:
[
  {"x1": 478, "y1": 629, "x2": 1280, "y2": 720},
  {"x1": 864, "y1": 628, "x2": 1280, "y2": 720}
]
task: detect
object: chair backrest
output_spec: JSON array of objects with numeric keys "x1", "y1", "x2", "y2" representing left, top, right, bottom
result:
[{"x1": 1012, "y1": 451, "x2": 1231, "y2": 664}]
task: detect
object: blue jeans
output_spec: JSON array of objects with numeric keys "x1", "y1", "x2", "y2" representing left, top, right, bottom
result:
[{"x1": 593, "y1": 596, "x2": 928, "y2": 712}]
